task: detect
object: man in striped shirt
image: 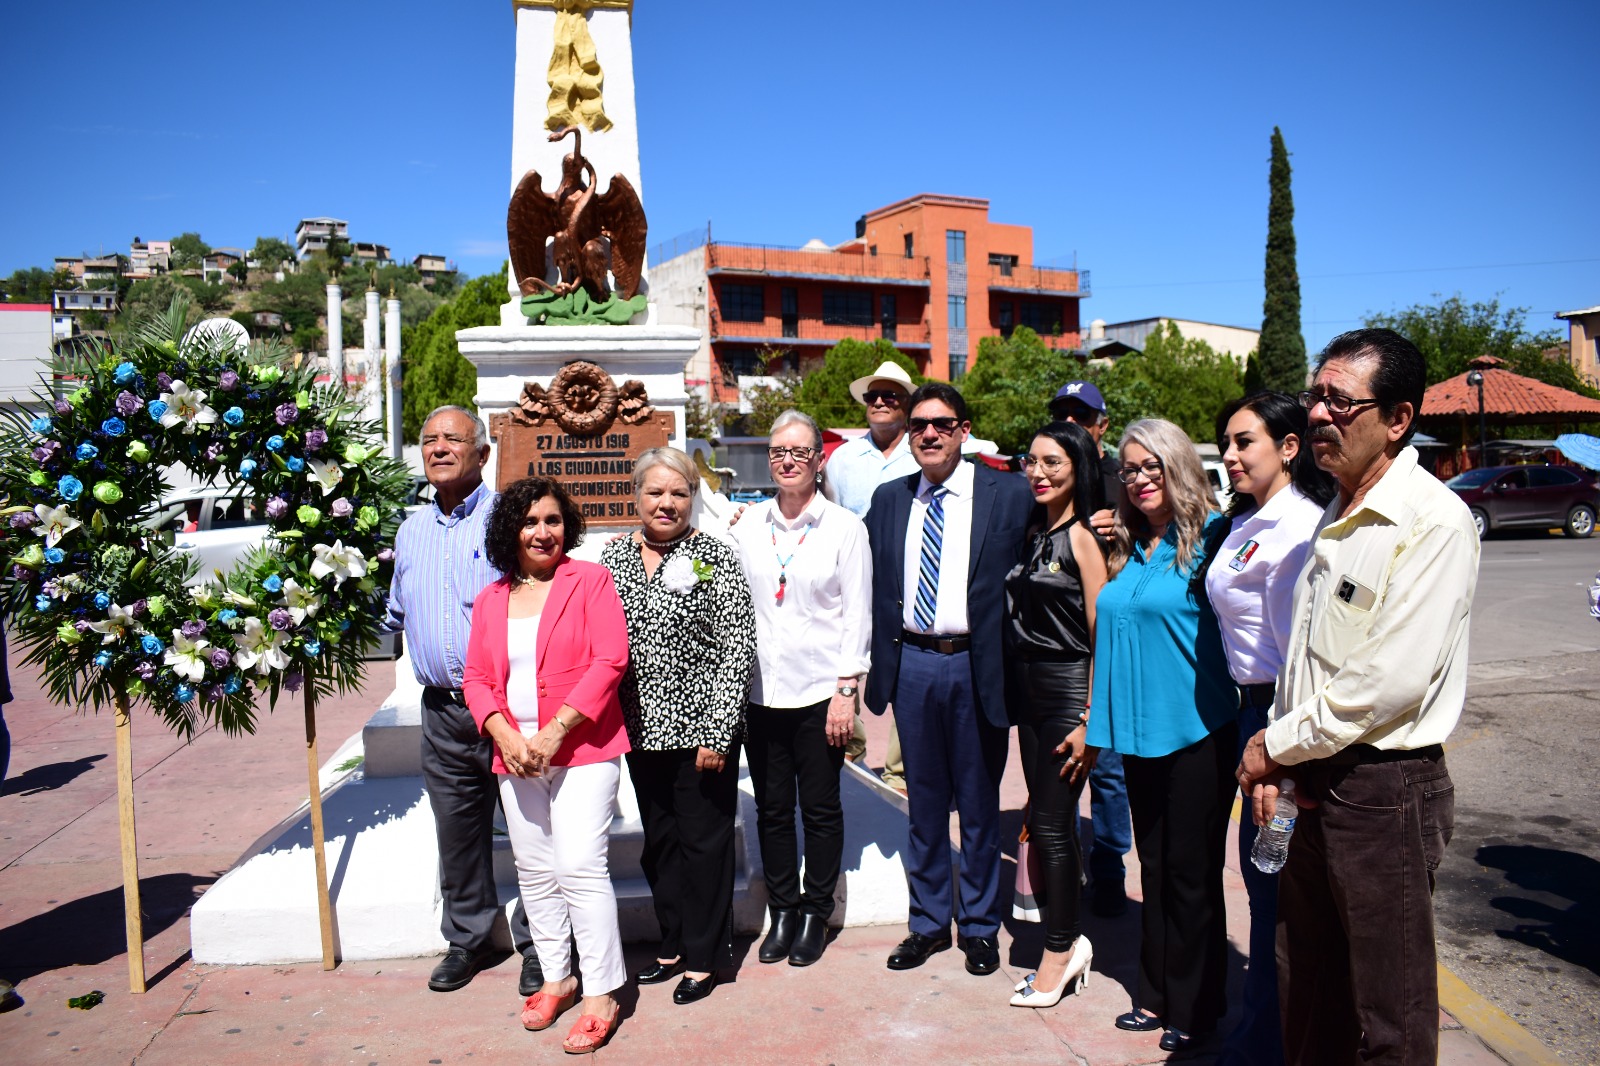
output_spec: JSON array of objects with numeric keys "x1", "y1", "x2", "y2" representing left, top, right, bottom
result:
[{"x1": 384, "y1": 406, "x2": 537, "y2": 994}]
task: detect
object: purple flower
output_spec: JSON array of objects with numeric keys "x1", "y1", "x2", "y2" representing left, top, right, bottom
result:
[
  {"x1": 74, "y1": 619, "x2": 92, "y2": 634},
  {"x1": 156, "y1": 372, "x2": 173, "y2": 390},
  {"x1": 116, "y1": 390, "x2": 144, "y2": 415},
  {"x1": 377, "y1": 548, "x2": 394, "y2": 563},
  {"x1": 181, "y1": 619, "x2": 207, "y2": 638},
  {"x1": 208, "y1": 648, "x2": 232, "y2": 671},
  {"x1": 331, "y1": 497, "x2": 353, "y2": 518},
  {"x1": 11, "y1": 565, "x2": 29, "y2": 581},
  {"x1": 284, "y1": 672, "x2": 304, "y2": 693},
  {"x1": 274, "y1": 402, "x2": 299, "y2": 426},
  {"x1": 10, "y1": 511, "x2": 38, "y2": 530},
  {"x1": 267, "y1": 608, "x2": 292, "y2": 631},
  {"x1": 265, "y1": 497, "x2": 288, "y2": 519},
  {"x1": 205, "y1": 442, "x2": 224, "y2": 462},
  {"x1": 55, "y1": 399, "x2": 72, "y2": 415},
  {"x1": 131, "y1": 598, "x2": 148, "y2": 617},
  {"x1": 206, "y1": 683, "x2": 226, "y2": 701},
  {"x1": 135, "y1": 661, "x2": 156, "y2": 680},
  {"x1": 218, "y1": 369, "x2": 240, "y2": 391},
  {"x1": 305, "y1": 428, "x2": 327, "y2": 452}
]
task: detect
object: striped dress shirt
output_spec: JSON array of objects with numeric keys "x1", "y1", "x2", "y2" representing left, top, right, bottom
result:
[{"x1": 383, "y1": 481, "x2": 501, "y2": 689}]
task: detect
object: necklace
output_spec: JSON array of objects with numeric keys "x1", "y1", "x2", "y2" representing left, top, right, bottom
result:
[
  {"x1": 513, "y1": 567, "x2": 556, "y2": 588},
  {"x1": 770, "y1": 516, "x2": 810, "y2": 605},
  {"x1": 640, "y1": 527, "x2": 690, "y2": 552}
]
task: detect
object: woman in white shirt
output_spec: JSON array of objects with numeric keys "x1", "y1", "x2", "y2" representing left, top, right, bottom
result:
[
  {"x1": 1203, "y1": 392, "x2": 1335, "y2": 1066},
  {"x1": 729, "y1": 410, "x2": 872, "y2": 968}
]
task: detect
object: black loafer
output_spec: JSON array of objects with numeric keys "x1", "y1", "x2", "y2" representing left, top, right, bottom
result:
[
  {"x1": 518, "y1": 952, "x2": 544, "y2": 997},
  {"x1": 886, "y1": 931, "x2": 952, "y2": 970},
  {"x1": 428, "y1": 946, "x2": 490, "y2": 992},
  {"x1": 635, "y1": 958, "x2": 684, "y2": 985},
  {"x1": 672, "y1": 971, "x2": 718, "y2": 1005},
  {"x1": 758, "y1": 909, "x2": 800, "y2": 964},
  {"x1": 960, "y1": 934, "x2": 1001, "y2": 976},
  {"x1": 787, "y1": 914, "x2": 828, "y2": 967},
  {"x1": 1115, "y1": 1008, "x2": 1163, "y2": 1032},
  {"x1": 1159, "y1": 1027, "x2": 1198, "y2": 1052}
]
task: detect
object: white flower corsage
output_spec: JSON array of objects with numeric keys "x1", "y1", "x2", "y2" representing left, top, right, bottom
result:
[{"x1": 661, "y1": 555, "x2": 713, "y2": 594}]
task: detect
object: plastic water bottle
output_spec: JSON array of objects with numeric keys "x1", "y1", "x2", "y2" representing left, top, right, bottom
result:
[{"x1": 1250, "y1": 778, "x2": 1297, "y2": 874}]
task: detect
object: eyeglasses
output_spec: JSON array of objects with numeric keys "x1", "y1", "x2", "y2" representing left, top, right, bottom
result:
[
  {"x1": 767, "y1": 445, "x2": 818, "y2": 462},
  {"x1": 1116, "y1": 459, "x2": 1165, "y2": 484},
  {"x1": 908, "y1": 416, "x2": 961, "y2": 435},
  {"x1": 1297, "y1": 390, "x2": 1381, "y2": 416},
  {"x1": 863, "y1": 390, "x2": 904, "y2": 406},
  {"x1": 1019, "y1": 455, "x2": 1069, "y2": 473}
]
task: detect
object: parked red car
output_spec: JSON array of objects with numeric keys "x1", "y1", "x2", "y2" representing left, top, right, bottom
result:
[{"x1": 1445, "y1": 464, "x2": 1598, "y2": 539}]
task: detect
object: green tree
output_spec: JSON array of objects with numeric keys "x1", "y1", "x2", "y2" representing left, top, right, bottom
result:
[
  {"x1": 1092, "y1": 322, "x2": 1244, "y2": 443},
  {"x1": 252, "y1": 266, "x2": 330, "y2": 341},
  {"x1": 117, "y1": 275, "x2": 199, "y2": 334},
  {"x1": 250, "y1": 236, "x2": 297, "y2": 271},
  {"x1": 1, "y1": 266, "x2": 77, "y2": 304},
  {"x1": 178, "y1": 276, "x2": 234, "y2": 314},
  {"x1": 1259, "y1": 127, "x2": 1307, "y2": 392},
  {"x1": 169, "y1": 231, "x2": 211, "y2": 270},
  {"x1": 792, "y1": 338, "x2": 919, "y2": 429},
  {"x1": 1363, "y1": 295, "x2": 1593, "y2": 395},
  {"x1": 739, "y1": 348, "x2": 801, "y2": 437},
  {"x1": 227, "y1": 259, "x2": 249, "y2": 287},
  {"x1": 402, "y1": 264, "x2": 509, "y2": 441},
  {"x1": 963, "y1": 326, "x2": 1073, "y2": 453}
]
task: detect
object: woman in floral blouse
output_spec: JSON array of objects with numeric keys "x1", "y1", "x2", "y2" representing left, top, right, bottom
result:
[{"x1": 600, "y1": 447, "x2": 756, "y2": 1006}]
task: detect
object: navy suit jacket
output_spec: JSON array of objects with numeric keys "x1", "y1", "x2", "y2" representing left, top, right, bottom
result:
[{"x1": 863, "y1": 461, "x2": 1034, "y2": 730}]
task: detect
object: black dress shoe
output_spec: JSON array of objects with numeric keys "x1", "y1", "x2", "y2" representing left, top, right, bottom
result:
[
  {"x1": 672, "y1": 971, "x2": 718, "y2": 1004},
  {"x1": 1159, "y1": 1027, "x2": 1198, "y2": 1052},
  {"x1": 758, "y1": 909, "x2": 800, "y2": 964},
  {"x1": 1115, "y1": 1008, "x2": 1163, "y2": 1032},
  {"x1": 960, "y1": 934, "x2": 1001, "y2": 975},
  {"x1": 518, "y1": 952, "x2": 545, "y2": 997},
  {"x1": 787, "y1": 913, "x2": 828, "y2": 967},
  {"x1": 635, "y1": 958, "x2": 684, "y2": 984},
  {"x1": 886, "y1": 931, "x2": 952, "y2": 970},
  {"x1": 429, "y1": 946, "x2": 490, "y2": 992}
]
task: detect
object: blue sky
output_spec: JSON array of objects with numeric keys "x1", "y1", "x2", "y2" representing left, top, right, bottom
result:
[{"x1": 3, "y1": 0, "x2": 1595, "y2": 353}]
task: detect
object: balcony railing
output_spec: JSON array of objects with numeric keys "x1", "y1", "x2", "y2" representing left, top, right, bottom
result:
[
  {"x1": 988, "y1": 264, "x2": 1090, "y2": 296},
  {"x1": 711, "y1": 309, "x2": 931, "y2": 346},
  {"x1": 709, "y1": 241, "x2": 931, "y2": 283}
]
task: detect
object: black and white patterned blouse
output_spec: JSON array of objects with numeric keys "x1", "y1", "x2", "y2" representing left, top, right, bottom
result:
[{"x1": 600, "y1": 532, "x2": 757, "y2": 754}]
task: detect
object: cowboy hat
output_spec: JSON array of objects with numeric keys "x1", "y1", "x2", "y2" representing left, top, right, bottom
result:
[{"x1": 848, "y1": 360, "x2": 916, "y2": 405}]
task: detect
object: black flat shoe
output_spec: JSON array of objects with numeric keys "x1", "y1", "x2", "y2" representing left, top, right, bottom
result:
[
  {"x1": 672, "y1": 972, "x2": 718, "y2": 1005},
  {"x1": 635, "y1": 958, "x2": 684, "y2": 985},
  {"x1": 428, "y1": 946, "x2": 491, "y2": 992},
  {"x1": 787, "y1": 913, "x2": 827, "y2": 967},
  {"x1": 960, "y1": 934, "x2": 1001, "y2": 976},
  {"x1": 886, "y1": 932, "x2": 952, "y2": 970},
  {"x1": 518, "y1": 952, "x2": 545, "y2": 997},
  {"x1": 1159, "y1": 1027, "x2": 1198, "y2": 1052},
  {"x1": 1115, "y1": 1008, "x2": 1163, "y2": 1032},
  {"x1": 758, "y1": 909, "x2": 800, "y2": 964}
]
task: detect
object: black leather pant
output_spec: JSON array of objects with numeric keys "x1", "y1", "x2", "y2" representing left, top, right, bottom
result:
[{"x1": 1014, "y1": 658, "x2": 1090, "y2": 953}]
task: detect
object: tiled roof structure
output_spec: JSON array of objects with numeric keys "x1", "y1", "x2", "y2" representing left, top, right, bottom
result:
[{"x1": 1423, "y1": 356, "x2": 1600, "y2": 421}]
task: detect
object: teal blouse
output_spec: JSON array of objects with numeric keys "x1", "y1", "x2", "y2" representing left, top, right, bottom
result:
[{"x1": 1085, "y1": 514, "x2": 1238, "y2": 758}]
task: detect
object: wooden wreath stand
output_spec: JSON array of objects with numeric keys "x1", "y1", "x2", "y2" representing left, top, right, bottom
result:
[{"x1": 303, "y1": 685, "x2": 336, "y2": 970}]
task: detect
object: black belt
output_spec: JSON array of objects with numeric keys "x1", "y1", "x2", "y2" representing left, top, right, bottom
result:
[
  {"x1": 1322, "y1": 742, "x2": 1444, "y2": 767},
  {"x1": 1240, "y1": 682, "x2": 1275, "y2": 708},
  {"x1": 901, "y1": 630, "x2": 971, "y2": 654},
  {"x1": 423, "y1": 685, "x2": 466, "y2": 705}
]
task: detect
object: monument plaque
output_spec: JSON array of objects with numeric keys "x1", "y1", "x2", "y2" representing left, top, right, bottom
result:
[{"x1": 488, "y1": 360, "x2": 671, "y2": 526}]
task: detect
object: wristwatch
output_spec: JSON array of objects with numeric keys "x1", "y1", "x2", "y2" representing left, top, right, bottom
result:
[{"x1": 836, "y1": 685, "x2": 859, "y2": 698}]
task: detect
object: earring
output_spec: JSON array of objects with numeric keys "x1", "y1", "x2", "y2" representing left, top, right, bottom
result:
[{"x1": 1282, "y1": 456, "x2": 1292, "y2": 472}]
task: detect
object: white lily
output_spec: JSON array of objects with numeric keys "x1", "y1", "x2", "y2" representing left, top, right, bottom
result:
[
  {"x1": 233, "y1": 617, "x2": 290, "y2": 675},
  {"x1": 222, "y1": 588, "x2": 258, "y2": 607},
  {"x1": 157, "y1": 380, "x2": 218, "y2": 434},
  {"x1": 87, "y1": 603, "x2": 136, "y2": 644},
  {"x1": 163, "y1": 629, "x2": 211, "y2": 681},
  {"x1": 34, "y1": 504, "x2": 82, "y2": 548},
  {"x1": 309, "y1": 540, "x2": 368, "y2": 588},
  {"x1": 306, "y1": 457, "x2": 344, "y2": 496},
  {"x1": 280, "y1": 578, "x2": 322, "y2": 624}
]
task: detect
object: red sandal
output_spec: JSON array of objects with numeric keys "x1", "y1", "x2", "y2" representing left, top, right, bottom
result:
[
  {"x1": 562, "y1": 1013, "x2": 616, "y2": 1055},
  {"x1": 521, "y1": 989, "x2": 577, "y2": 1031}
]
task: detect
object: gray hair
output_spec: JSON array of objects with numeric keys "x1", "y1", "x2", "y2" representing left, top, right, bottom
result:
[
  {"x1": 421, "y1": 405, "x2": 488, "y2": 448},
  {"x1": 769, "y1": 409, "x2": 823, "y2": 451},
  {"x1": 632, "y1": 446, "x2": 699, "y2": 493}
]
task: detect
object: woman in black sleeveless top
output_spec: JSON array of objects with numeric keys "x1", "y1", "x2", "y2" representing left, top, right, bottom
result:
[{"x1": 1004, "y1": 420, "x2": 1109, "y2": 1010}]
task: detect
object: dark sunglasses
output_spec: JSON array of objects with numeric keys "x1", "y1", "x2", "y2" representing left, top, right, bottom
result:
[
  {"x1": 863, "y1": 390, "x2": 904, "y2": 405},
  {"x1": 908, "y1": 416, "x2": 961, "y2": 435}
]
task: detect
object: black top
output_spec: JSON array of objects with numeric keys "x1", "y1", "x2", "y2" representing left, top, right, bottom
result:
[
  {"x1": 1005, "y1": 516, "x2": 1092, "y2": 660},
  {"x1": 1095, "y1": 452, "x2": 1121, "y2": 515}
]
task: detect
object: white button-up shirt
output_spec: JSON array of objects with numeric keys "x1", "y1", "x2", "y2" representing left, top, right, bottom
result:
[
  {"x1": 1266, "y1": 447, "x2": 1480, "y2": 765},
  {"x1": 826, "y1": 431, "x2": 919, "y2": 516},
  {"x1": 1205, "y1": 485, "x2": 1326, "y2": 686},
  {"x1": 729, "y1": 492, "x2": 873, "y2": 708},
  {"x1": 901, "y1": 459, "x2": 974, "y2": 636}
]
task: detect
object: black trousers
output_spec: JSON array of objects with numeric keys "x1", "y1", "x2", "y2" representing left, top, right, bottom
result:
[
  {"x1": 1123, "y1": 721, "x2": 1238, "y2": 1035},
  {"x1": 420, "y1": 687, "x2": 531, "y2": 955},
  {"x1": 627, "y1": 747, "x2": 738, "y2": 972},
  {"x1": 745, "y1": 699, "x2": 846, "y2": 919},
  {"x1": 1013, "y1": 658, "x2": 1090, "y2": 953}
]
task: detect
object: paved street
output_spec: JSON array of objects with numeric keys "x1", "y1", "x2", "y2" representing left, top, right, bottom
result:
[{"x1": 1436, "y1": 533, "x2": 1600, "y2": 1062}]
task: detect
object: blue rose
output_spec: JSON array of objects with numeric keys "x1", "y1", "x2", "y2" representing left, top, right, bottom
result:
[
  {"x1": 114, "y1": 361, "x2": 137, "y2": 384},
  {"x1": 286, "y1": 457, "x2": 304, "y2": 473},
  {"x1": 266, "y1": 435, "x2": 285, "y2": 452},
  {"x1": 339, "y1": 619, "x2": 351, "y2": 631},
  {"x1": 31, "y1": 415, "x2": 52, "y2": 433},
  {"x1": 304, "y1": 639, "x2": 322, "y2": 656},
  {"x1": 218, "y1": 608, "x2": 238, "y2": 625},
  {"x1": 95, "y1": 651, "x2": 114, "y2": 668},
  {"x1": 239, "y1": 458, "x2": 258, "y2": 479},
  {"x1": 223, "y1": 406, "x2": 244, "y2": 427},
  {"x1": 147, "y1": 400, "x2": 169, "y2": 420},
  {"x1": 94, "y1": 592, "x2": 111, "y2": 609},
  {"x1": 262, "y1": 573, "x2": 284, "y2": 593},
  {"x1": 76, "y1": 442, "x2": 100, "y2": 461},
  {"x1": 35, "y1": 593, "x2": 51, "y2": 611},
  {"x1": 141, "y1": 634, "x2": 164, "y2": 655},
  {"x1": 58, "y1": 475, "x2": 83, "y2": 500},
  {"x1": 223, "y1": 673, "x2": 243, "y2": 695},
  {"x1": 175, "y1": 683, "x2": 195, "y2": 703},
  {"x1": 101, "y1": 417, "x2": 127, "y2": 437},
  {"x1": 44, "y1": 547, "x2": 65, "y2": 564}
]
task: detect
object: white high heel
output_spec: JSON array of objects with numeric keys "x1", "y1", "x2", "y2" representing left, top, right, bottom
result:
[{"x1": 1009, "y1": 936, "x2": 1093, "y2": 1008}]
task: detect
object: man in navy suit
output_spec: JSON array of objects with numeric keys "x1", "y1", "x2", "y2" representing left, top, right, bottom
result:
[{"x1": 864, "y1": 382, "x2": 1033, "y2": 975}]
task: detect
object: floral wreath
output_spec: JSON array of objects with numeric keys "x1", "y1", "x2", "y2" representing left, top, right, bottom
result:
[{"x1": 0, "y1": 298, "x2": 412, "y2": 736}]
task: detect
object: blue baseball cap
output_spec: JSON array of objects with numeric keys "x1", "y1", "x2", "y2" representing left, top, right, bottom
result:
[{"x1": 1050, "y1": 381, "x2": 1106, "y2": 414}]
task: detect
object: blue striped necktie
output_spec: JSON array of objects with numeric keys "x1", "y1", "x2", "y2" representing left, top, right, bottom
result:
[{"x1": 913, "y1": 486, "x2": 948, "y2": 630}]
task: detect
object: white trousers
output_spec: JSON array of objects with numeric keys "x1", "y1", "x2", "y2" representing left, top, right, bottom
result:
[{"x1": 498, "y1": 757, "x2": 626, "y2": 996}]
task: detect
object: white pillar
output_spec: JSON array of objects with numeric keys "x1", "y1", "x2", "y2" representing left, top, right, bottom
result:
[
  {"x1": 385, "y1": 296, "x2": 403, "y2": 460},
  {"x1": 326, "y1": 283, "x2": 343, "y2": 385},
  {"x1": 364, "y1": 287, "x2": 380, "y2": 357}
]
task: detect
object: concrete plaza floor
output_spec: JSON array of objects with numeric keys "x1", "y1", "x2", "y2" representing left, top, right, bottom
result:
[{"x1": 0, "y1": 657, "x2": 1545, "y2": 1064}]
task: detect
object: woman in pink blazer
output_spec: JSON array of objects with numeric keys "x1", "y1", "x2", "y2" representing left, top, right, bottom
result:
[{"x1": 463, "y1": 477, "x2": 630, "y2": 1055}]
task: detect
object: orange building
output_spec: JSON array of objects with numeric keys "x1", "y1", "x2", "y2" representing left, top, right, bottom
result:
[{"x1": 651, "y1": 194, "x2": 1088, "y2": 407}]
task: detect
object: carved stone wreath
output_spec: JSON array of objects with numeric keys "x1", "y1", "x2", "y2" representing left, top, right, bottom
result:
[{"x1": 501, "y1": 361, "x2": 655, "y2": 437}]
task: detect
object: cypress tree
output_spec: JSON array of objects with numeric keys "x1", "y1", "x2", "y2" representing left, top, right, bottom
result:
[{"x1": 1259, "y1": 127, "x2": 1307, "y2": 392}]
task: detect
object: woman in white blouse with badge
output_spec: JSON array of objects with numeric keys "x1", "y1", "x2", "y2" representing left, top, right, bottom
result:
[
  {"x1": 1203, "y1": 391, "x2": 1335, "y2": 1066},
  {"x1": 729, "y1": 409, "x2": 872, "y2": 968}
]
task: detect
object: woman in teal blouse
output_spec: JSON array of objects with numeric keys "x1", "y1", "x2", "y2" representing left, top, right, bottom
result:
[{"x1": 1085, "y1": 418, "x2": 1237, "y2": 1055}]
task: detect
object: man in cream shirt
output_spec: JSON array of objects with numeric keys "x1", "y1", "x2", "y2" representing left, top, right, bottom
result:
[{"x1": 1238, "y1": 329, "x2": 1479, "y2": 1066}]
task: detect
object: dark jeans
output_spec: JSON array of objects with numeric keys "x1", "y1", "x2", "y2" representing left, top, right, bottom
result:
[
  {"x1": 1278, "y1": 746, "x2": 1454, "y2": 1066},
  {"x1": 1088, "y1": 750, "x2": 1132, "y2": 888},
  {"x1": 627, "y1": 747, "x2": 739, "y2": 972},
  {"x1": 420, "y1": 687, "x2": 532, "y2": 956},
  {"x1": 1014, "y1": 658, "x2": 1090, "y2": 953},
  {"x1": 746, "y1": 699, "x2": 845, "y2": 919},
  {"x1": 1124, "y1": 721, "x2": 1238, "y2": 1035}
]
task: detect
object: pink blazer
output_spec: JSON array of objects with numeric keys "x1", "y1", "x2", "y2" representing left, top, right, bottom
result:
[{"x1": 463, "y1": 559, "x2": 631, "y2": 772}]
